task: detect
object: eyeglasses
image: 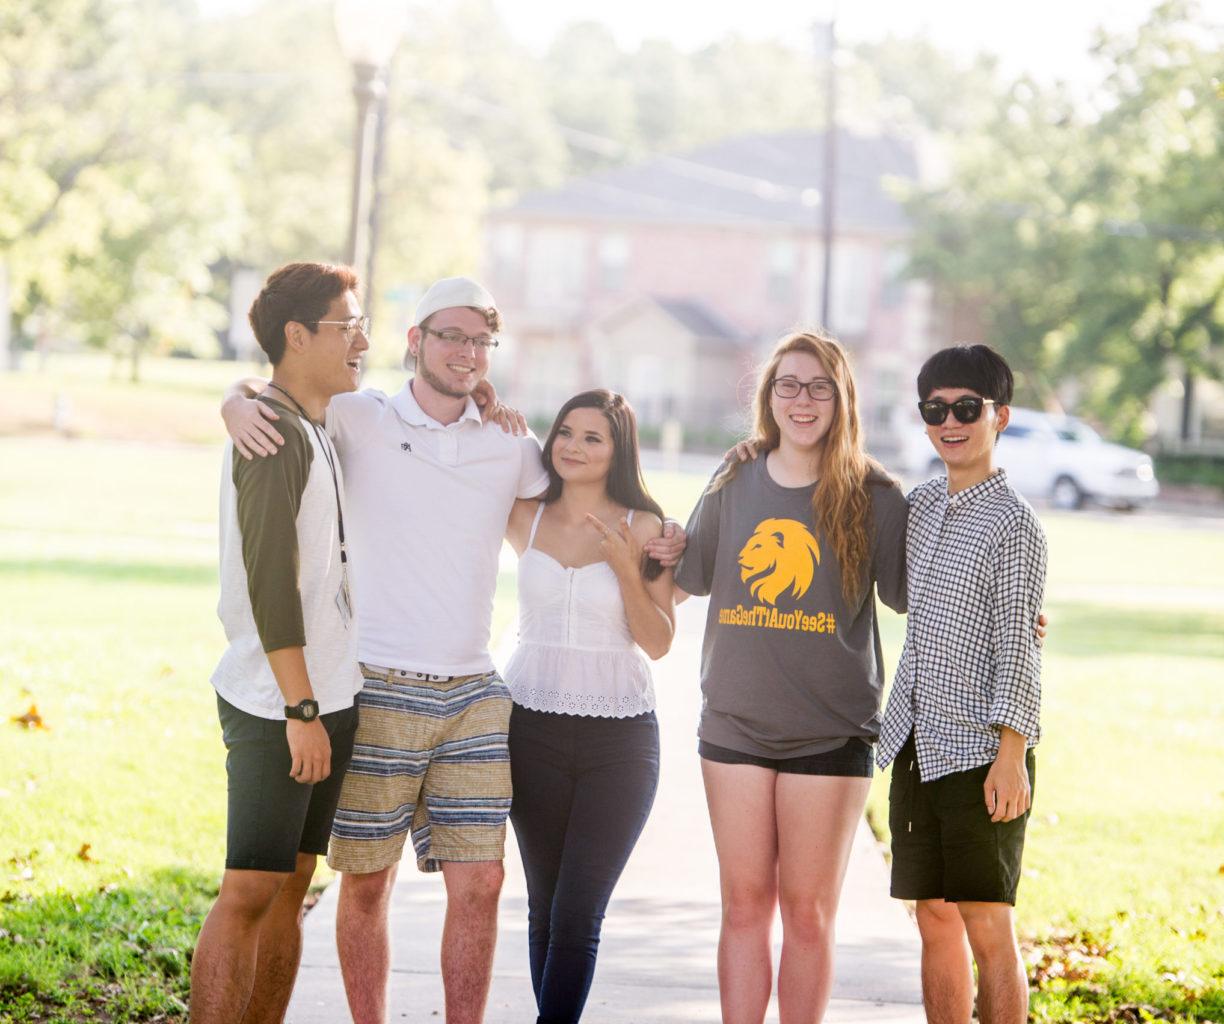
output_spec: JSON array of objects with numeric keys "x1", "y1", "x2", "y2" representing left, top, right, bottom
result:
[
  {"x1": 312, "y1": 316, "x2": 370, "y2": 339},
  {"x1": 424, "y1": 327, "x2": 499, "y2": 351},
  {"x1": 772, "y1": 376, "x2": 836, "y2": 401},
  {"x1": 918, "y1": 397, "x2": 997, "y2": 426}
]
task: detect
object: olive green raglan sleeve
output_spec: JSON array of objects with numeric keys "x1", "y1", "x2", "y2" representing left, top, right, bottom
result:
[{"x1": 232, "y1": 408, "x2": 313, "y2": 653}]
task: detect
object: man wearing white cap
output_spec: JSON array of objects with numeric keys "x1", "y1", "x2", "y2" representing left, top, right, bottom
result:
[{"x1": 221, "y1": 275, "x2": 682, "y2": 1024}]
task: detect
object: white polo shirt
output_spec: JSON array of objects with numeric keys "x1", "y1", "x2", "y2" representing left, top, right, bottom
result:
[{"x1": 325, "y1": 381, "x2": 548, "y2": 676}]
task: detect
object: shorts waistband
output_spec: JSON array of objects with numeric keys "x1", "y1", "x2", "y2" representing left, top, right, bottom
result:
[{"x1": 361, "y1": 663, "x2": 457, "y2": 683}]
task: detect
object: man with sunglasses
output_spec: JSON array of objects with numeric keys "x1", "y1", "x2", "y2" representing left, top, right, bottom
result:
[{"x1": 877, "y1": 343, "x2": 1048, "y2": 1024}]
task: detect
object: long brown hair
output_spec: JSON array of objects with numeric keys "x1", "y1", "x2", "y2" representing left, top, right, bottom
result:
[
  {"x1": 540, "y1": 389, "x2": 666, "y2": 581},
  {"x1": 710, "y1": 330, "x2": 886, "y2": 606}
]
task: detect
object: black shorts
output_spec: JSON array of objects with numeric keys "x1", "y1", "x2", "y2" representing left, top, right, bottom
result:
[
  {"x1": 217, "y1": 694, "x2": 359, "y2": 873},
  {"x1": 888, "y1": 734, "x2": 1035, "y2": 905},
  {"x1": 698, "y1": 737, "x2": 874, "y2": 778}
]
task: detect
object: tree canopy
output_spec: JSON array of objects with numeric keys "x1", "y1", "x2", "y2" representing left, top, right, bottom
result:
[{"x1": 2, "y1": 0, "x2": 1219, "y2": 440}]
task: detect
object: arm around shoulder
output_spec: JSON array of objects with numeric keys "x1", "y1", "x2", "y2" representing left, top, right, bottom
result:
[
  {"x1": 870, "y1": 479, "x2": 909, "y2": 614},
  {"x1": 626, "y1": 512, "x2": 676, "y2": 660},
  {"x1": 222, "y1": 378, "x2": 282, "y2": 460}
]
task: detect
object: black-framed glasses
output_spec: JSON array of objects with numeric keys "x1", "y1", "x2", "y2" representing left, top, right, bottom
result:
[
  {"x1": 424, "y1": 327, "x2": 499, "y2": 351},
  {"x1": 313, "y1": 316, "x2": 370, "y2": 338},
  {"x1": 772, "y1": 376, "x2": 836, "y2": 401},
  {"x1": 918, "y1": 397, "x2": 997, "y2": 426}
]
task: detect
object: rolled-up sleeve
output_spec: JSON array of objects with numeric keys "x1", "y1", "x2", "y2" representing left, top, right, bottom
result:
[
  {"x1": 870, "y1": 481, "x2": 909, "y2": 614},
  {"x1": 987, "y1": 511, "x2": 1047, "y2": 739},
  {"x1": 673, "y1": 467, "x2": 727, "y2": 598}
]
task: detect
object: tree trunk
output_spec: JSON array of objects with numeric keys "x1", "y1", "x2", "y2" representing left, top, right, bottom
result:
[
  {"x1": 1180, "y1": 367, "x2": 1195, "y2": 444},
  {"x1": 129, "y1": 339, "x2": 142, "y2": 384}
]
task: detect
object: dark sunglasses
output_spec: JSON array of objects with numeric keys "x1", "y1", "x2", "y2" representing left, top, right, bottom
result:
[{"x1": 918, "y1": 397, "x2": 997, "y2": 426}]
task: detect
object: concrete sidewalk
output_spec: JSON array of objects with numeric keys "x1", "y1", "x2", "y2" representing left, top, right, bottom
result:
[{"x1": 288, "y1": 597, "x2": 924, "y2": 1023}]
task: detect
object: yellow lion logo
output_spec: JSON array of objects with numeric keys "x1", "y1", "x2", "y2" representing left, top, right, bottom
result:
[{"x1": 738, "y1": 518, "x2": 822, "y2": 606}]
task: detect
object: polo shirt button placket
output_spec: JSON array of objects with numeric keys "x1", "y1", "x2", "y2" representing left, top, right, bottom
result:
[{"x1": 440, "y1": 429, "x2": 459, "y2": 466}]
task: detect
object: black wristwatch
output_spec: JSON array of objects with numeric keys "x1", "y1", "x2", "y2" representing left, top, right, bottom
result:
[{"x1": 284, "y1": 698, "x2": 320, "y2": 722}]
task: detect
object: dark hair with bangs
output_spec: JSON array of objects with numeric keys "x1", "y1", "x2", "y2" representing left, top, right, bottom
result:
[
  {"x1": 917, "y1": 344, "x2": 1014, "y2": 404},
  {"x1": 540, "y1": 390, "x2": 666, "y2": 581},
  {"x1": 248, "y1": 262, "x2": 359, "y2": 365}
]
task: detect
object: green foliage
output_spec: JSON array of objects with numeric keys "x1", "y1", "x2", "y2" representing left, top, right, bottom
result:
[
  {"x1": 0, "y1": 0, "x2": 245, "y2": 377},
  {"x1": 904, "y1": 1, "x2": 1224, "y2": 442},
  {"x1": 1154, "y1": 451, "x2": 1224, "y2": 491},
  {"x1": 0, "y1": 871, "x2": 215, "y2": 1022}
]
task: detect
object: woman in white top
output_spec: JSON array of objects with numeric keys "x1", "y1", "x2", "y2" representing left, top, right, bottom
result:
[{"x1": 503, "y1": 389, "x2": 675, "y2": 1024}]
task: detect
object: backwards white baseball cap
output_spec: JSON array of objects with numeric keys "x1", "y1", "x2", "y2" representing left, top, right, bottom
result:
[
  {"x1": 412, "y1": 276, "x2": 497, "y2": 328},
  {"x1": 404, "y1": 276, "x2": 499, "y2": 370}
]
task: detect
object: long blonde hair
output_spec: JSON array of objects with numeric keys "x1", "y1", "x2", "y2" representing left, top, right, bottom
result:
[{"x1": 710, "y1": 329, "x2": 885, "y2": 607}]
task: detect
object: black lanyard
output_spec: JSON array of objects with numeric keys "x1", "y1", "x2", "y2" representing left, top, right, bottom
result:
[{"x1": 264, "y1": 383, "x2": 348, "y2": 568}]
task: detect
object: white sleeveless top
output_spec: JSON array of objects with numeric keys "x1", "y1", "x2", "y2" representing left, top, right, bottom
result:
[{"x1": 504, "y1": 504, "x2": 656, "y2": 718}]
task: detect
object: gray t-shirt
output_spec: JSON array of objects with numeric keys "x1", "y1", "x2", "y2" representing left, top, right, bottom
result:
[{"x1": 675, "y1": 455, "x2": 908, "y2": 758}]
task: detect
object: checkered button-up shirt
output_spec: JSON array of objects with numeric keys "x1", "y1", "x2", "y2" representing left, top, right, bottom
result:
[{"x1": 877, "y1": 470, "x2": 1047, "y2": 781}]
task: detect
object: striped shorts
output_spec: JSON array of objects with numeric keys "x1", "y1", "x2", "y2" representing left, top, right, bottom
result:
[{"x1": 328, "y1": 665, "x2": 512, "y2": 874}]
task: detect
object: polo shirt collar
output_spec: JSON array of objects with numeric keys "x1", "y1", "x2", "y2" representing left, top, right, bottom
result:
[
  {"x1": 391, "y1": 379, "x2": 483, "y2": 430},
  {"x1": 945, "y1": 468, "x2": 1008, "y2": 508}
]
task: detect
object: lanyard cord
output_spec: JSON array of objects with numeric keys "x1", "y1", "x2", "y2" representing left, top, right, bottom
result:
[{"x1": 264, "y1": 383, "x2": 347, "y2": 566}]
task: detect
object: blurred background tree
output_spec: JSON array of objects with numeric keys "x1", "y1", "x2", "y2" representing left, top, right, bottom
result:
[
  {"x1": 903, "y1": 0, "x2": 1223, "y2": 442},
  {"x1": 1, "y1": 0, "x2": 1219, "y2": 441},
  {"x1": 1, "y1": 0, "x2": 244, "y2": 379}
]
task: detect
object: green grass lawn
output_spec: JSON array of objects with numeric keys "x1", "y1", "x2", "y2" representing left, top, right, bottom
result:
[{"x1": 2, "y1": 355, "x2": 1224, "y2": 1021}]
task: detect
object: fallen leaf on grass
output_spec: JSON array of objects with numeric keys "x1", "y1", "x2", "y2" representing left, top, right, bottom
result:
[
  {"x1": 1106, "y1": 1003, "x2": 1175, "y2": 1022},
  {"x1": 77, "y1": 843, "x2": 93, "y2": 862},
  {"x1": 10, "y1": 705, "x2": 49, "y2": 730},
  {"x1": 1024, "y1": 929, "x2": 1114, "y2": 986}
]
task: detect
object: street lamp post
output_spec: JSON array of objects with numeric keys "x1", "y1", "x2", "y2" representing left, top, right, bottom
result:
[
  {"x1": 814, "y1": 7, "x2": 838, "y2": 331},
  {"x1": 334, "y1": 0, "x2": 408, "y2": 303}
]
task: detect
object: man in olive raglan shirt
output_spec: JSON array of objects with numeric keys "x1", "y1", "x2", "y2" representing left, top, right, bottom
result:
[{"x1": 190, "y1": 263, "x2": 369, "y2": 1024}]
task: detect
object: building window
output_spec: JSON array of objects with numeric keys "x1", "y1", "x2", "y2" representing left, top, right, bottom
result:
[
  {"x1": 768, "y1": 240, "x2": 797, "y2": 303},
  {"x1": 881, "y1": 247, "x2": 907, "y2": 309},
  {"x1": 486, "y1": 223, "x2": 524, "y2": 293},
  {"x1": 831, "y1": 240, "x2": 871, "y2": 334},
  {"x1": 526, "y1": 228, "x2": 587, "y2": 309},
  {"x1": 597, "y1": 233, "x2": 630, "y2": 292}
]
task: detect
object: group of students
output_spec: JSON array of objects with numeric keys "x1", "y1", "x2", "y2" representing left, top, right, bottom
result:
[{"x1": 189, "y1": 260, "x2": 1047, "y2": 1024}]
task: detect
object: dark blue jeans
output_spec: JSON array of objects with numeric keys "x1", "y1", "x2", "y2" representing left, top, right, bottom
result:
[{"x1": 509, "y1": 704, "x2": 660, "y2": 1024}]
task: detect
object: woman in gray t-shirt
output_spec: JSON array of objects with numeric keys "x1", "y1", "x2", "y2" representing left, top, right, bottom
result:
[{"x1": 674, "y1": 329, "x2": 907, "y2": 1024}]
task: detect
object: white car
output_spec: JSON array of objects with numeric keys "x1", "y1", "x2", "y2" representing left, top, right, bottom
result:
[{"x1": 900, "y1": 407, "x2": 1159, "y2": 510}]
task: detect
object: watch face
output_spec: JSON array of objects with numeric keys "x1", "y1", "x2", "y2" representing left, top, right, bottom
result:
[{"x1": 287, "y1": 700, "x2": 319, "y2": 720}]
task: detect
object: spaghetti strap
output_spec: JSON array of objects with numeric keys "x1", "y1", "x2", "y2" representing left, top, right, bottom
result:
[
  {"x1": 626, "y1": 509, "x2": 635, "y2": 526},
  {"x1": 526, "y1": 502, "x2": 546, "y2": 549}
]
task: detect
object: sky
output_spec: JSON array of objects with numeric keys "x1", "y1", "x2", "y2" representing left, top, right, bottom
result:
[
  {"x1": 203, "y1": 0, "x2": 1217, "y2": 89},
  {"x1": 490, "y1": 0, "x2": 1210, "y2": 88}
]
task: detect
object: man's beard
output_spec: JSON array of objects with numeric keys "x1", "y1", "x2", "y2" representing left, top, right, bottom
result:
[{"x1": 416, "y1": 353, "x2": 477, "y2": 399}]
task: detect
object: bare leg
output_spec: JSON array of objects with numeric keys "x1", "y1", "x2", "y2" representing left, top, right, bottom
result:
[
  {"x1": 190, "y1": 868, "x2": 291, "y2": 1024},
  {"x1": 958, "y1": 902, "x2": 1027, "y2": 1024},
  {"x1": 238, "y1": 853, "x2": 317, "y2": 1024},
  {"x1": 439, "y1": 860, "x2": 504, "y2": 1024},
  {"x1": 774, "y1": 774, "x2": 869, "y2": 1024},
  {"x1": 915, "y1": 899, "x2": 974, "y2": 1024},
  {"x1": 701, "y1": 759, "x2": 779, "y2": 1024},
  {"x1": 336, "y1": 864, "x2": 399, "y2": 1024}
]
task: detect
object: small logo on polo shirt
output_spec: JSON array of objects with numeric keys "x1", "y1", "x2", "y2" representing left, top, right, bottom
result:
[{"x1": 400, "y1": 442, "x2": 412, "y2": 452}]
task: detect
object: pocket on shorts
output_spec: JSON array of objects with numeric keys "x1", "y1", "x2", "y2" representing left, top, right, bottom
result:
[{"x1": 934, "y1": 764, "x2": 998, "y2": 847}]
